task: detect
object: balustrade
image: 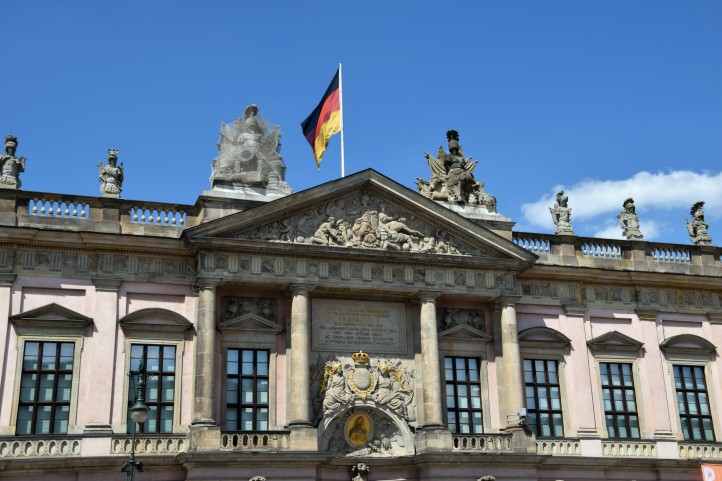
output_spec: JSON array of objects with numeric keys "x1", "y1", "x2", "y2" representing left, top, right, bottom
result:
[
  {"x1": 651, "y1": 246, "x2": 692, "y2": 264},
  {"x1": 0, "y1": 437, "x2": 81, "y2": 458},
  {"x1": 602, "y1": 440, "x2": 656, "y2": 457},
  {"x1": 29, "y1": 198, "x2": 90, "y2": 219},
  {"x1": 679, "y1": 442, "x2": 722, "y2": 460},
  {"x1": 580, "y1": 240, "x2": 622, "y2": 259},
  {"x1": 130, "y1": 206, "x2": 186, "y2": 226},
  {"x1": 221, "y1": 431, "x2": 290, "y2": 450},
  {"x1": 536, "y1": 438, "x2": 581, "y2": 456},
  {"x1": 512, "y1": 235, "x2": 551, "y2": 254},
  {"x1": 451, "y1": 434, "x2": 513, "y2": 452},
  {"x1": 111, "y1": 434, "x2": 188, "y2": 455}
]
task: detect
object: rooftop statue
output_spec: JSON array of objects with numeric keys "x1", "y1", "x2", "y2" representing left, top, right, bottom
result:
[
  {"x1": 0, "y1": 135, "x2": 26, "y2": 190},
  {"x1": 618, "y1": 197, "x2": 644, "y2": 240},
  {"x1": 416, "y1": 130, "x2": 496, "y2": 212},
  {"x1": 98, "y1": 148, "x2": 124, "y2": 198},
  {"x1": 550, "y1": 190, "x2": 574, "y2": 235},
  {"x1": 210, "y1": 104, "x2": 291, "y2": 198},
  {"x1": 688, "y1": 201, "x2": 712, "y2": 246}
]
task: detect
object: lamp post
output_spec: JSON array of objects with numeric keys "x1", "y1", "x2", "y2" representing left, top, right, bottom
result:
[{"x1": 122, "y1": 363, "x2": 148, "y2": 481}]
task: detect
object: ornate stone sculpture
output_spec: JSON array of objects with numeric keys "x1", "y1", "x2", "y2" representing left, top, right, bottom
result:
[
  {"x1": 210, "y1": 104, "x2": 291, "y2": 199},
  {"x1": 0, "y1": 135, "x2": 26, "y2": 190},
  {"x1": 550, "y1": 190, "x2": 574, "y2": 235},
  {"x1": 416, "y1": 130, "x2": 496, "y2": 212},
  {"x1": 617, "y1": 198, "x2": 643, "y2": 240},
  {"x1": 687, "y1": 201, "x2": 712, "y2": 246},
  {"x1": 320, "y1": 352, "x2": 414, "y2": 422},
  {"x1": 351, "y1": 463, "x2": 369, "y2": 481},
  {"x1": 441, "y1": 308, "x2": 484, "y2": 331},
  {"x1": 222, "y1": 297, "x2": 276, "y2": 323},
  {"x1": 98, "y1": 148, "x2": 124, "y2": 198},
  {"x1": 237, "y1": 190, "x2": 481, "y2": 256}
]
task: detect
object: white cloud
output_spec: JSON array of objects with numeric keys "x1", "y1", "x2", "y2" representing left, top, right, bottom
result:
[{"x1": 521, "y1": 170, "x2": 722, "y2": 232}]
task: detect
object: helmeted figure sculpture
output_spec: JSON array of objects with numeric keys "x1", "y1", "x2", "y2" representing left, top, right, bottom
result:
[
  {"x1": 416, "y1": 130, "x2": 496, "y2": 212},
  {"x1": 618, "y1": 198, "x2": 643, "y2": 240},
  {"x1": 687, "y1": 201, "x2": 712, "y2": 246},
  {"x1": 549, "y1": 190, "x2": 574, "y2": 235},
  {"x1": 210, "y1": 104, "x2": 291, "y2": 198},
  {"x1": 98, "y1": 148, "x2": 124, "y2": 198},
  {"x1": 0, "y1": 135, "x2": 26, "y2": 190}
]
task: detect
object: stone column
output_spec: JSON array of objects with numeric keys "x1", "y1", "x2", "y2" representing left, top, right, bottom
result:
[
  {"x1": 499, "y1": 297, "x2": 523, "y2": 428},
  {"x1": 288, "y1": 284, "x2": 312, "y2": 427},
  {"x1": 192, "y1": 278, "x2": 220, "y2": 426},
  {"x1": 0, "y1": 274, "x2": 15, "y2": 421},
  {"x1": 419, "y1": 291, "x2": 443, "y2": 428}
]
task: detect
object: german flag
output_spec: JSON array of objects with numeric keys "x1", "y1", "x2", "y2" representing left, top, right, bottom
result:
[{"x1": 301, "y1": 69, "x2": 341, "y2": 166}]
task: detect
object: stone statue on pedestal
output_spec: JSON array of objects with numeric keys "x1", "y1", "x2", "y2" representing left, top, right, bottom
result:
[
  {"x1": 618, "y1": 198, "x2": 643, "y2": 240},
  {"x1": 416, "y1": 130, "x2": 496, "y2": 212},
  {"x1": 550, "y1": 190, "x2": 574, "y2": 235},
  {"x1": 98, "y1": 148, "x2": 124, "y2": 198},
  {"x1": 687, "y1": 201, "x2": 712, "y2": 246},
  {"x1": 0, "y1": 135, "x2": 26, "y2": 190},
  {"x1": 209, "y1": 104, "x2": 291, "y2": 200}
]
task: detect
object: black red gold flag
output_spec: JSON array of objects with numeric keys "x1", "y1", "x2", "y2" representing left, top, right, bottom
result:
[{"x1": 301, "y1": 69, "x2": 342, "y2": 166}]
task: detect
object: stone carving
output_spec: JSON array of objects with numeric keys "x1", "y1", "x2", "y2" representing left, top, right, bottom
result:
[
  {"x1": 98, "y1": 148, "x2": 124, "y2": 198},
  {"x1": 550, "y1": 190, "x2": 574, "y2": 235},
  {"x1": 477, "y1": 476, "x2": 496, "y2": 481},
  {"x1": 0, "y1": 135, "x2": 26, "y2": 190},
  {"x1": 617, "y1": 198, "x2": 643, "y2": 240},
  {"x1": 441, "y1": 308, "x2": 484, "y2": 331},
  {"x1": 320, "y1": 351, "x2": 414, "y2": 422},
  {"x1": 321, "y1": 407, "x2": 409, "y2": 457},
  {"x1": 236, "y1": 190, "x2": 480, "y2": 256},
  {"x1": 687, "y1": 201, "x2": 712, "y2": 246},
  {"x1": 351, "y1": 463, "x2": 369, "y2": 481},
  {"x1": 249, "y1": 477, "x2": 266, "y2": 481},
  {"x1": 222, "y1": 297, "x2": 276, "y2": 323},
  {"x1": 210, "y1": 104, "x2": 291, "y2": 197},
  {"x1": 416, "y1": 130, "x2": 497, "y2": 212}
]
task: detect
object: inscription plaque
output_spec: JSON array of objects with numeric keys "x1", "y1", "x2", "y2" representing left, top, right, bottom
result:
[{"x1": 312, "y1": 299, "x2": 408, "y2": 354}]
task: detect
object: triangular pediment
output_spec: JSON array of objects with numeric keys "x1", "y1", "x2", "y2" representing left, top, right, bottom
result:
[
  {"x1": 587, "y1": 331, "x2": 644, "y2": 355},
  {"x1": 220, "y1": 313, "x2": 283, "y2": 333},
  {"x1": 439, "y1": 324, "x2": 492, "y2": 341},
  {"x1": 185, "y1": 169, "x2": 535, "y2": 266},
  {"x1": 10, "y1": 303, "x2": 93, "y2": 330}
]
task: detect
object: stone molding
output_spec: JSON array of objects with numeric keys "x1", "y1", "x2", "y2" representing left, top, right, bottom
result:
[
  {"x1": 91, "y1": 277, "x2": 123, "y2": 292},
  {"x1": 587, "y1": 330, "x2": 644, "y2": 356},
  {"x1": 9, "y1": 303, "x2": 93, "y2": 332},
  {"x1": 118, "y1": 307, "x2": 194, "y2": 334},
  {"x1": 660, "y1": 334, "x2": 716, "y2": 358},
  {"x1": 518, "y1": 326, "x2": 571, "y2": 351}
]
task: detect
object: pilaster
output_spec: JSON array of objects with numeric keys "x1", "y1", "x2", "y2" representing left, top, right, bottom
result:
[{"x1": 192, "y1": 277, "x2": 221, "y2": 427}]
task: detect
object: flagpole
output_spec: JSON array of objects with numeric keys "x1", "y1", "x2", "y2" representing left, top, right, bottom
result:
[{"x1": 338, "y1": 62, "x2": 345, "y2": 177}]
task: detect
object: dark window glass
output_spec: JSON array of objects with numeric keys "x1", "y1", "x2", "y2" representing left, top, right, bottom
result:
[
  {"x1": 17, "y1": 341, "x2": 75, "y2": 435},
  {"x1": 674, "y1": 365, "x2": 715, "y2": 441},
  {"x1": 225, "y1": 349, "x2": 269, "y2": 431},
  {"x1": 128, "y1": 344, "x2": 176, "y2": 433},
  {"x1": 523, "y1": 359, "x2": 563, "y2": 438},
  {"x1": 444, "y1": 357, "x2": 483, "y2": 434},
  {"x1": 599, "y1": 362, "x2": 640, "y2": 439}
]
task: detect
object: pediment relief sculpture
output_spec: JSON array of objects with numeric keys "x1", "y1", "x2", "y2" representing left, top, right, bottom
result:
[
  {"x1": 234, "y1": 190, "x2": 485, "y2": 256},
  {"x1": 220, "y1": 297, "x2": 282, "y2": 332},
  {"x1": 437, "y1": 308, "x2": 490, "y2": 341},
  {"x1": 587, "y1": 330, "x2": 644, "y2": 355}
]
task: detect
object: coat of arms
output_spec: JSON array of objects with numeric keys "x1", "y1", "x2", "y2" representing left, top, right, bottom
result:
[{"x1": 347, "y1": 351, "x2": 377, "y2": 400}]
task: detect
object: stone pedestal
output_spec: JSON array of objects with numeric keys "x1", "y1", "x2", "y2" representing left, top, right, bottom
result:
[
  {"x1": 288, "y1": 284, "x2": 313, "y2": 427},
  {"x1": 289, "y1": 425, "x2": 318, "y2": 451},
  {"x1": 418, "y1": 291, "x2": 444, "y2": 428},
  {"x1": 415, "y1": 426, "x2": 452, "y2": 452},
  {"x1": 190, "y1": 425, "x2": 222, "y2": 451},
  {"x1": 192, "y1": 279, "x2": 220, "y2": 426}
]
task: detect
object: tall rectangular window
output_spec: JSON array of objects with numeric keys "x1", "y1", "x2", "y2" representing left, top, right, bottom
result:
[
  {"x1": 225, "y1": 349, "x2": 269, "y2": 431},
  {"x1": 17, "y1": 341, "x2": 75, "y2": 435},
  {"x1": 524, "y1": 359, "x2": 563, "y2": 437},
  {"x1": 128, "y1": 344, "x2": 176, "y2": 433},
  {"x1": 444, "y1": 356, "x2": 483, "y2": 434},
  {"x1": 600, "y1": 362, "x2": 640, "y2": 438},
  {"x1": 674, "y1": 365, "x2": 715, "y2": 441}
]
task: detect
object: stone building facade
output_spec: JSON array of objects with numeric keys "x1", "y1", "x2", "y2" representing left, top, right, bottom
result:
[{"x1": 0, "y1": 117, "x2": 720, "y2": 481}]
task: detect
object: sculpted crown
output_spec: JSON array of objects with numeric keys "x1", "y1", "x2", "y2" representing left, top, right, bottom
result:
[{"x1": 351, "y1": 351, "x2": 370, "y2": 365}]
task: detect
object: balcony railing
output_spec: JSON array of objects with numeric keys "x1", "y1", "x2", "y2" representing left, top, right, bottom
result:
[
  {"x1": 602, "y1": 439, "x2": 656, "y2": 457},
  {"x1": 220, "y1": 431, "x2": 290, "y2": 451},
  {"x1": 679, "y1": 442, "x2": 722, "y2": 460},
  {"x1": 451, "y1": 433, "x2": 513, "y2": 453},
  {"x1": 111, "y1": 434, "x2": 188, "y2": 455},
  {"x1": 0, "y1": 436, "x2": 82, "y2": 458},
  {"x1": 536, "y1": 438, "x2": 581, "y2": 456}
]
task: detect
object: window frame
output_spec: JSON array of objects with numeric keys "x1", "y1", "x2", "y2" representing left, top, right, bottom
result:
[
  {"x1": 126, "y1": 343, "x2": 178, "y2": 434},
  {"x1": 522, "y1": 357, "x2": 565, "y2": 438},
  {"x1": 443, "y1": 355, "x2": 484, "y2": 434},
  {"x1": 10, "y1": 336, "x2": 83, "y2": 436},
  {"x1": 672, "y1": 363, "x2": 716, "y2": 442},
  {"x1": 223, "y1": 348, "x2": 271, "y2": 432},
  {"x1": 598, "y1": 361, "x2": 641, "y2": 439}
]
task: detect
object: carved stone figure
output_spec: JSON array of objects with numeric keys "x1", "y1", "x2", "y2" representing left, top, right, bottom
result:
[
  {"x1": 550, "y1": 190, "x2": 574, "y2": 235},
  {"x1": 687, "y1": 201, "x2": 712, "y2": 246},
  {"x1": 0, "y1": 135, "x2": 26, "y2": 190},
  {"x1": 319, "y1": 352, "x2": 414, "y2": 422},
  {"x1": 441, "y1": 308, "x2": 484, "y2": 331},
  {"x1": 237, "y1": 190, "x2": 479, "y2": 256},
  {"x1": 210, "y1": 104, "x2": 291, "y2": 198},
  {"x1": 417, "y1": 130, "x2": 496, "y2": 212},
  {"x1": 98, "y1": 148, "x2": 124, "y2": 198},
  {"x1": 222, "y1": 297, "x2": 276, "y2": 322},
  {"x1": 351, "y1": 463, "x2": 369, "y2": 481},
  {"x1": 617, "y1": 198, "x2": 643, "y2": 240}
]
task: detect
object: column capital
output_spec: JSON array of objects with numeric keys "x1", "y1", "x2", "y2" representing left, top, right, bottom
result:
[
  {"x1": 496, "y1": 295, "x2": 521, "y2": 308},
  {"x1": 195, "y1": 276, "x2": 223, "y2": 290},
  {"x1": 635, "y1": 309, "x2": 658, "y2": 322},
  {"x1": 417, "y1": 290, "x2": 442, "y2": 303},
  {"x1": 289, "y1": 283, "x2": 316, "y2": 296},
  {"x1": 0, "y1": 273, "x2": 16, "y2": 287},
  {"x1": 91, "y1": 277, "x2": 123, "y2": 292}
]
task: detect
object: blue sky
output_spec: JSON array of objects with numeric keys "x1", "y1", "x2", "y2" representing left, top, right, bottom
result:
[{"x1": 2, "y1": 2, "x2": 721, "y2": 244}]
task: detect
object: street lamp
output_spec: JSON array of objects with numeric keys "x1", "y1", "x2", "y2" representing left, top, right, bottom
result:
[{"x1": 122, "y1": 362, "x2": 148, "y2": 481}]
